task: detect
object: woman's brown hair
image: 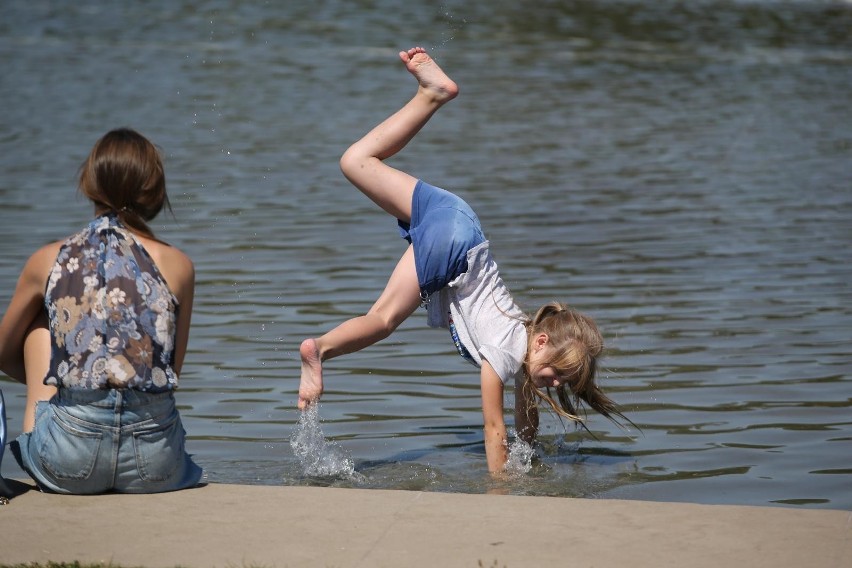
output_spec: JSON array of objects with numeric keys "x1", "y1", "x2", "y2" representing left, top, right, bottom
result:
[
  {"x1": 522, "y1": 301, "x2": 632, "y2": 434},
  {"x1": 78, "y1": 128, "x2": 170, "y2": 238}
]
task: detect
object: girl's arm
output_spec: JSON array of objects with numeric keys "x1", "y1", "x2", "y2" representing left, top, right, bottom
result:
[
  {"x1": 480, "y1": 361, "x2": 508, "y2": 473},
  {"x1": 514, "y1": 375, "x2": 539, "y2": 446}
]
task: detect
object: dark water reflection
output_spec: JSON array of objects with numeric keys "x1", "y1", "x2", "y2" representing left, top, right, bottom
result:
[{"x1": 1, "y1": 0, "x2": 850, "y2": 509}]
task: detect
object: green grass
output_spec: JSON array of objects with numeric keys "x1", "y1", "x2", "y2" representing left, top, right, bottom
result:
[
  {"x1": 1, "y1": 564, "x2": 135, "y2": 568},
  {"x1": 0, "y1": 563, "x2": 284, "y2": 568},
  {"x1": 1, "y1": 564, "x2": 146, "y2": 568},
  {"x1": 0, "y1": 564, "x2": 273, "y2": 568},
  {"x1": 1, "y1": 563, "x2": 506, "y2": 568}
]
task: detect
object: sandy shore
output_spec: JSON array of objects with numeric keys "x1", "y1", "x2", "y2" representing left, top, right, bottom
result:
[{"x1": 0, "y1": 480, "x2": 849, "y2": 568}]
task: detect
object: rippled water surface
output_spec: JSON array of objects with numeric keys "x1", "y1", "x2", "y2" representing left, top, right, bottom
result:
[{"x1": 1, "y1": 0, "x2": 850, "y2": 509}]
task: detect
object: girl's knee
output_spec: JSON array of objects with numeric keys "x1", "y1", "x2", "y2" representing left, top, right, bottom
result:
[
  {"x1": 366, "y1": 310, "x2": 402, "y2": 339},
  {"x1": 339, "y1": 146, "x2": 364, "y2": 178}
]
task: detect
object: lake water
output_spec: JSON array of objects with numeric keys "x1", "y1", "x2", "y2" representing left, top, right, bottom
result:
[{"x1": 1, "y1": 0, "x2": 850, "y2": 509}]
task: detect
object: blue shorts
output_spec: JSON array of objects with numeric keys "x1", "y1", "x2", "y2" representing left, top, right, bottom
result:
[
  {"x1": 13, "y1": 388, "x2": 203, "y2": 494},
  {"x1": 398, "y1": 180, "x2": 485, "y2": 296}
]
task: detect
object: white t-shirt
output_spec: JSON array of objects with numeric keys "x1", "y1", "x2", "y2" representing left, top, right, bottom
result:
[{"x1": 426, "y1": 241, "x2": 528, "y2": 384}]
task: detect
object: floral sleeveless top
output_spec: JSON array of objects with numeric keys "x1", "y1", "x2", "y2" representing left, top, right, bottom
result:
[{"x1": 44, "y1": 214, "x2": 180, "y2": 392}]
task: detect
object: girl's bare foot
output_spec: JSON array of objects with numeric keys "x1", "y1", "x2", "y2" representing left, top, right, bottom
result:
[
  {"x1": 399, "y1": 46, "x2": 459, "y2": 104},
  {"x1": 298, "y1": 338, "x2": 323, "y2": 410}
]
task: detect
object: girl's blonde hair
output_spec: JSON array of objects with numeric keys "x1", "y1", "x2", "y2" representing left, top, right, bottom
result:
[
  {"x1": 78, "y1": 128, "x2": 170, "y2": 238},
  {"x1": 522, "y1": 301, "x2": 630, "y2": 433}
]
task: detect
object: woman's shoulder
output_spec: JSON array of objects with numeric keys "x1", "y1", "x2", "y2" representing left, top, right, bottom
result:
[
  {"x1": 26, "y1": 239, "x2": 65, "y2": 271},
  {"x1": 155, "y1": 240, "x2": 194, "y2": 271},
  {"x1": 32, "y1": 238, "x2": 65, "y2": 258},
  {"x1": 11, "y1": 239, "x2": 65, "y2": 293},
  {"x1": 136, "y1": 236, "x2": 194, "y2": 270}
]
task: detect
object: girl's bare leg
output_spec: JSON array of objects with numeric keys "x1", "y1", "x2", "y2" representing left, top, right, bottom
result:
[
  {"x1": 339, "y1": 46, "x2": 459, "y2": 223},
  {"x1": 22, "y1": 314, "x2": 56, "y2": 432},
  {"x1": 299, "y1": 48, "x2": 458, "y2": 409},
  {"x1": 299, "y1": 246, "x2": 421, "y2": 409}
]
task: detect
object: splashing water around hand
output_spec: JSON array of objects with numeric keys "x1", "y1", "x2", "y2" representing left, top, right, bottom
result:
[
  {"x1": 290, "y1": 404, "x2": 358, "y2": 478},
  {"x1": 504, "y1": 431, "x2": 535, "y2": 476}
]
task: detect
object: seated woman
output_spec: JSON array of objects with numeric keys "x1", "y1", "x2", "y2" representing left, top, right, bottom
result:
[{"x1": 0, "y1": 128, "x2": 203, "y2": 494}]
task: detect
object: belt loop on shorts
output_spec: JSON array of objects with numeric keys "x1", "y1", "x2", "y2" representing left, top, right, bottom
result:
[{"x1": 114, "y1": 389, "x2": 123, "y2": 426}]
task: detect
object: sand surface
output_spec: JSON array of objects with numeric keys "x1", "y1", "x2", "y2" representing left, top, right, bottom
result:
[{"x1": 1, "y1": 481, "x2": 850, "y2": 567}]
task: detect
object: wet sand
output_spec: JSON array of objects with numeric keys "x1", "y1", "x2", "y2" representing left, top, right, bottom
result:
[{"x1": 1, "y1": 480, "x2": 849, "y2": 567}]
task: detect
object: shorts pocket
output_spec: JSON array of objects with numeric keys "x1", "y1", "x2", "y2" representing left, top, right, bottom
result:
[
  {"x1": 132, "y1": 413, "x2": 184, "y2": 482},
  {"x1": 38, "y1": 409, "x2": 103, "y2": 481}
]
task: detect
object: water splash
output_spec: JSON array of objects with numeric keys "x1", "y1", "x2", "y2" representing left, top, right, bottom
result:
[
  {"x1": 290, "y1": 404, "x2": 358, "y2": 478},
  {"x1": 431, "y1": 5, "x2": 467, "y2": 52},
  {"x1": 504, "y1": 431, "x2": 535, "y2": 476}
]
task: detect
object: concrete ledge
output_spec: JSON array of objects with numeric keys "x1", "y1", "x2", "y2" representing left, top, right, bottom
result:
[{"x1": 0, "y1": 481, "x2": 849, "y2": 568}]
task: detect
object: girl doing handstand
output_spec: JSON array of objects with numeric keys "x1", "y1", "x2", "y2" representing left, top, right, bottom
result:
[{"x1": 299, "y1": 47, "x2": 629, "y2": 473}]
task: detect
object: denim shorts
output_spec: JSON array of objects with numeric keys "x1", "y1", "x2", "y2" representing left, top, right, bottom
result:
[
  {"x1": 13, "y1": 388, "x2": 203, "y2": 494},
  {"x1": 398, "y1": 180, "x2": 485, "y2": 296}
]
